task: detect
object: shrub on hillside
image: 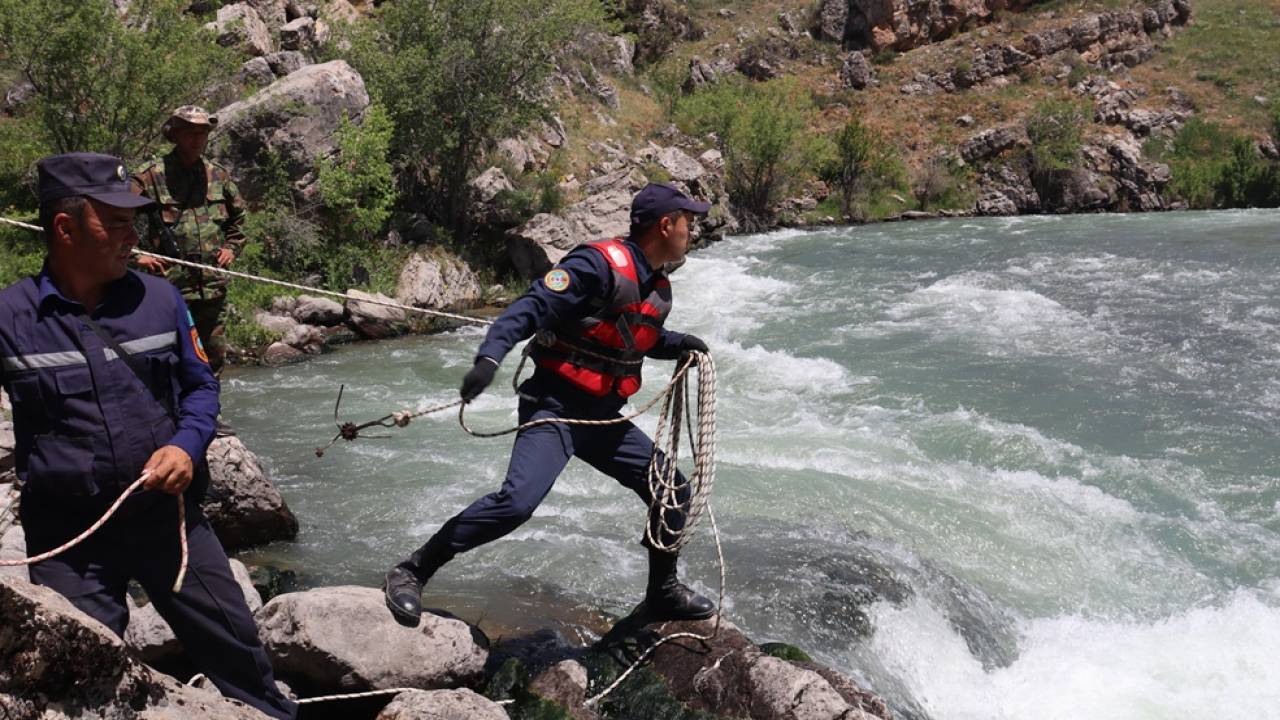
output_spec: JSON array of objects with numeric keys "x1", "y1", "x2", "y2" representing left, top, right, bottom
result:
[
  {"x1": 1147, "y1": 119, "x2": 1280, "y2": 209},
  {"x1": 345, "y1": 0, "x2": 603, "y2": 238},
  {"x1": 1025, "y1": 98, "x2": 1091, "y2": 200},
  {"x1": 816, "y1": 117, "x2": 907, "y2": 220},
  {"x1": 317, "y1": 104, "x2": 398, "y2": 241}
]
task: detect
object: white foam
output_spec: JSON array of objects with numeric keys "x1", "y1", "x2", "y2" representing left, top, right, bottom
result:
[{"x1": 869, "y1": 591, "x2": 1280, "y2": 720}]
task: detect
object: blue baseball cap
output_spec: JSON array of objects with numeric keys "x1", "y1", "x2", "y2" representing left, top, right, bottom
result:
[
  {"x1": 37, "y1": 152, "x2": 155, "y2": 209},
  {"x1": 629, "y1": 182, "x2": 711, "y2": 231}
]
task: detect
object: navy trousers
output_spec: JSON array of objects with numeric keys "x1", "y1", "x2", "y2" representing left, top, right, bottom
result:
[
  {"x1": 413, "y1": 392, "x2": 691, "y2": 568},
  {"x1": 27, "y1": 502, "x2": 297, "y2": 720}
]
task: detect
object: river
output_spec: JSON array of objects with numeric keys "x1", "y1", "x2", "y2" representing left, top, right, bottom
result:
[{"x1": 225, "y1": 210, "x2": 1280, "y2": 720}]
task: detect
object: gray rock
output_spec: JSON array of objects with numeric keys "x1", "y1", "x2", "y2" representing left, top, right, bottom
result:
[
  {"x1": 375, "y1": 688, "x2": 509, "y2": 720},
  {"x1": 506, "y1": 213, "x2": 576, "y2": 279},
  {"x1": 839, "y1": 51, "x2": 875, "y2": 90},
  {"x1": 0, "y1": 576, "x2": 266, "y2": 718},
  {"x1": 683, "y1": 55, "x2": 734, "y2": 91},
  {"x1": 265, "y1": 50, "x2": 311, "y2": 77},
  {"x1": 282, "y1": 324, "x2": 324, "y2": 354},
  {"x1": 262, "y1": 341, "x2": 305, "y2": 367},
  {"x1": 239, "y1": 57, "x2": 277, "y2": 88},
  {"x1": 345, "y1": 289, "x2": 408, "y2": 339},
  {"x1": 254, "y1": 310, "x2": 299, "y2": 336},
  {"x1": 956, "y1": 114, "x2": 975, "y2": 127},
  {"x1": 497, "y1": 137, "x2": 549, "y2": 173},
  {"x1": 246, "y1": 0, "x2": 289, "y2": 30},
  {"x1": 257, "y1": 586, "x2": 487, "y2": 695},
  {"x1": 528, "y1": 660, "x2": 590, "y2": 710},
  {"x1": 205, "y1": 3, "x2": 274, "y2": 57},
  {"x1": 3, "y1": 80, "x2": 35, "y2": 116},
  {"x1": 0, "y1": 524, "x2": 27, "y2": 582},
  {"x1": 394, "y1": 251, "x2": 483, "y2": 313},
  {"x1": 213, "y1": 61, "x2": 370, "y2": 207},
  {"x1": 292, "y1": 295, "x2": 345, "y2": 325},
  {"x1": 817, "y1": 0, "x2": 848, "y2": 45},
  {"x1": 959, "y1": 126, "x2": 1024, "y2": 163},
  {"x1": 583, "y1": 166, "x2": 647, "y2": 196},
  {"x1": 0, "y1": 418, "x2": 13, "y2": 478},
  {"x1": 469, "y1": 167, "x2": 514, "y2": 205},
  {"x1": 656, "y1": 146, "x2": 705, "y2": 184},
  {"x1": 699, "y1": 149, "x2": 724, "y2": 171},
  {"x1": 203, "y1": 436, "x2": 299, "y2": 552},
  {"x1": 280, "y1": 16, "x2": 317, "y2": 51},
  {"x1": 607, "y1": 616, "x2": 885, "y2": 720}
]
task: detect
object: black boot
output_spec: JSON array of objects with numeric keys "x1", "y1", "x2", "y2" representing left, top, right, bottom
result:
[
  {"x1": 383, "y1": 541, "x2": 451, "y2": 627},
  {"x1": 643, "y1": 547, "x2": 715, "y2": 621}
]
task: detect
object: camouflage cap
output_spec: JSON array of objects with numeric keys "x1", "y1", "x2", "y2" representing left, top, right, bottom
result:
[{"x1": 162, "y1": 105, "x2": 218, "y2": 140}]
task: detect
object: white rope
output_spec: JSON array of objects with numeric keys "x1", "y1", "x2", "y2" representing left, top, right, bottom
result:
[{"x1": 1, "y1": 215, "x2": 493, "y2": 327}]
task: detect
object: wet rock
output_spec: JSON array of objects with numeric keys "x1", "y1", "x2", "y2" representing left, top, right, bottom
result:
[
  {"x1": 262, "y1": 341, "x2": 306, "y2": 366},
  {"x1": 394, "y1": 250, "x2": 483, "y2": 313},
  {"x1": 206, "y1": 3, "x2": 274, "y2": 57},
  {"x1": 375, "y1": 688, "x2": 508, "y2": 719},
  {"x1": 282, "y1": 323, "x2": 324, "y2": 354},
  {"x1": 527, "y1": 660, "x2": 594, "y2": 718},
  {"x1": 839, "y1": 51, "x2": 875, "y2": 90},
  {"x1": 345, "y1": 289, "x2": 408, "y2": 339},
  {"x1": 257, "y1": 586, "x2": 488, "y2": 695},
  {"x1": 595, "y1": 615, "x2": 888, "y2": 720},
  {"x1": 0, "y1": 576, "x2": 265, "y2": 718},
  {"x1": 212, "y1": 61, "x2": 370, "y2": 207},
  {"x1": 254, "y1": 310, "x2": 299, "y2": 336},
  {"x1": 291, "y1": 295, "x2": 345, "y2": 326},
  {"x1": 203, "y1": 436, "x2": 299, "y2": 552}
]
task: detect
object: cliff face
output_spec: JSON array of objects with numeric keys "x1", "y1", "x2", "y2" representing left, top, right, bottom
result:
[{"x1": 817, "y1": 0, "x2": 1046, "y2": 52}]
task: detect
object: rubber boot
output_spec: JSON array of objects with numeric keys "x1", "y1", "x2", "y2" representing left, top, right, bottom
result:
[
  {"x1": 643, "y1": 547, "x2": 715, "y2": 621},
  {"x1": 383, "y1": 540, "x2": 452, "y2": 627}
]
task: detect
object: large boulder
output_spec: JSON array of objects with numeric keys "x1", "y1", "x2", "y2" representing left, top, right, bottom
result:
[
  {"x1": 0, "y1": 576, "x2": 267, "y2": 718},
  {"x1": 126, "y1": 559, "x2": 263, "y2": 668},
  {"x1": 394, "y1": 251, "x2": 483, "y2": 314},
  {"x1": 344, "y1": 290, "x2": 408, "y2": 340},
  {"x1": 203, "y1": 436, "x2": 299, "y2": 552},
  {"x1": 597, "y1": 616, "x2": 887, "y2": 720},
  {"x1": 839, "y1": 51, "x2": 875, "y2": 90},
  {"x1": 206, "y1": 3, "x2": 275, "y2": 57},
  {"x1": 656, "y1": 146, "x2": 705, "y2": 185},
  {"x1": 256, "y1": 586, "x2": 488, "y2": 695},
  {"x1": 212, "y1": 61, "x2": 371, "y2": 207},
  {"x1": 959, "y1": 125, "x2": 1025, "y2": 164},
  {"x1": 375, "y1": 689, "x2": 509, "y2": 720},
  {"x1": 506, "y1": 213, "x2": 577, "y2": 279},
  {"x1": 819, "y1": 0, "x2": 1041, "y2": 51},
  {"x1": 291, "y1": 295, "x2": 345, "y2": 326}
]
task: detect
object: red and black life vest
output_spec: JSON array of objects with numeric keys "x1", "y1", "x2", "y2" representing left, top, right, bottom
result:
[{"x1": 530, "y1": 238, "x2": 672, "y2": 398}]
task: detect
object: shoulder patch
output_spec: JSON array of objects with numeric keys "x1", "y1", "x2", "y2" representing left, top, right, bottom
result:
[{"x1": 544, "y1": 269, "x2": 571, "y2": 293}]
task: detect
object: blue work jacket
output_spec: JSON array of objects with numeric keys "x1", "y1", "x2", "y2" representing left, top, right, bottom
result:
[{"x1": 0, "y1": 265, "x2": 219, "y2": 534}]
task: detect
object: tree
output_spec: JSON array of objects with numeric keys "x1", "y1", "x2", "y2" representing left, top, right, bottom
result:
[
  {"x1": 0, "y1": 0, "x2": 236, "y2": 164},
  {"x1": 317, "y1": 104, "x2": 398, "y2": 241},
  {"x1": 345, "y1": 0, "x2": 603, "y2": 239},
  {"x1": 1025, "y1": 98, "x2": 1090, "y2": 199},
  {"x1": 820, "y1": 118, "x2": 874, "y2": 218},
  {"x1": 912, "y1": 156, "x2": 954, "y2": 212},
  {"x1": 722, "y1": 84, "x2": 808, "y2": 220}
]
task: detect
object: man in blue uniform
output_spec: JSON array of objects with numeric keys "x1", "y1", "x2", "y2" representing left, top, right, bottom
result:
[
  {"x1": 384, "y1": 183, "x2": 716, "y2": 626},
  {"x1": 0, "y1": 154, "x2": 296, "y2": 719}
]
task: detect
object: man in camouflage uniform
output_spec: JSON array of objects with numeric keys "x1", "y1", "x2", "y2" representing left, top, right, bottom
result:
[{"x1": 132, "y1": 106, "x2": 245, "y2": 380}]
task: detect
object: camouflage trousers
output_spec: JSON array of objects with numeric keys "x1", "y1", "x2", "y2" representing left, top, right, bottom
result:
[{"x1": 188, "y1": 295, "x2": 227, "y2": 377}]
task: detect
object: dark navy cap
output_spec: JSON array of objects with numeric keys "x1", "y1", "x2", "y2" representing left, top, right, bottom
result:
[
  {"x1": 629, "y1": 182, "x2": 712, "y2": 230},
  {"x1": 37, "y1": 152, "x2": 155, "y2": 209}
]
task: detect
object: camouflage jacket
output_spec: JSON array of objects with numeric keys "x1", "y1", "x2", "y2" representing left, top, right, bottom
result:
[{"x1": 131, "y1": 151, "x2": 245, "y2": 299}]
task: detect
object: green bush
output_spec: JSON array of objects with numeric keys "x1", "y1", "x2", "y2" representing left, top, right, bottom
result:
[
  {"x1": 317, "y1": 104, "x2": 398, "y2": 240},
  {"x1": 1025, "y1": 98, "x2": 1090, "y2": 198},
  {"x1": 815, "y1": 116, "x2": 906, "y2": 220},
  {"x1": 1147, "y1": 119, "x2": 1280, "y2": 209},
  {"x1": 0, "y1": 216, "x2": 44, "y2": 288},
  {"x1": 344, "y1": 0, "x2": 603, "y2": 237},
  {"x1": 0, "y1": 0, "x2": 235, "y2": 164}
]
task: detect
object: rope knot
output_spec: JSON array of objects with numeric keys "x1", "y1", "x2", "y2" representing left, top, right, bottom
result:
[
  {"x1": 392, "y1": 411, "x2": 413, "y2": 428},
  {"x1": 339, "y1": 422, "x2": 360, "y2": 441}
]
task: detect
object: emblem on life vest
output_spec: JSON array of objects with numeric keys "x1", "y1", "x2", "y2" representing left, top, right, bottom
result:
[
  {"x1": 544, "y1": 269, "x2": 571, "y2": 292},
  {"x1": 607, "y1": 246, "x2": 629, "y2": 268},
  {"x1": 191, "y1": 328, "x2": 210, "y2": 364}
]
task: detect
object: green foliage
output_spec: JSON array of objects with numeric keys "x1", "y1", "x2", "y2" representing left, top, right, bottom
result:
[
  {"x1": 816, "y1": 116, "x2": 906, "y2": 220},
  {"x1": 648, "y1": 57, "x2": 688, "y2": 120},
  {"x1": 0, "y1": 215, "x2": 44, "y2": 288},
  {"x1": 760, "y1": 642, "x2": 813, "y2": 663},
  {"x1": 317, "y1": 104, "x2": 398, "y2": 240},
  {"x1": 677, "y1": 78, "x2": 814, "y2": 219},
  {"x1": 1147, "y1": 118, "x2": 1280, "y2": 209},
  {"x1": 1026, "y1": 98, "x2": 1090, "y2": 174},
  {"x1": 492, "y1": 170, "x2": 566, "y2": 225},
  {"x1": 345, "y1": 0, "x2": 603, "y2": 236},
  {"x1": 0, "y1": 0, "x2": 236, "y2": 163}
]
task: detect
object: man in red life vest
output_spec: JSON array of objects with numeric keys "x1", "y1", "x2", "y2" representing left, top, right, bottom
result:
[{"x1": 384, "y1": 183, "x2": 715, "y2": 626}]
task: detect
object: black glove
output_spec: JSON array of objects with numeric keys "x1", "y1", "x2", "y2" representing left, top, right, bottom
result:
[
  {"x1": 678, "y1": 334, "x2": 709, "y2": 365},
  {"x1": 460, "y1": 357, "x2": 498, "y2": 402}
]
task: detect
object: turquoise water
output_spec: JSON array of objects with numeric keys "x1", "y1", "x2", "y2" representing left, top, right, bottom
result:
[{"x1": 225, "y1": 210, "x2": 1280, "y2": 719}]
